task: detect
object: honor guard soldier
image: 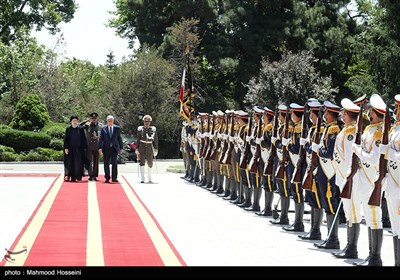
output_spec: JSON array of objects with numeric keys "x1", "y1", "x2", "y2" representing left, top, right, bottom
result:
[
  {"x1": 245, "y1": 106, "x2": 264, "y2": 212},
  {"x1": 136, "y1": 114, "x2": 158, "y2": 183},
  {"x1": 283, "y1": 103, "x2": 305, "y2": 232},
  {"x1": 219, "y1": 110, "x2": 235, "y2": 198},
  {"x1": 270, "y1": 104, "x2": 291, "y2": 225},
  {"x1": 256, "y1": 107, "x2": 275, "y2": 217},
  {"x1": 299, "y1": 101, "x2": 324, "y2": 241},
  {"x1": 80, "y1": 112, "x2": 100, "y2": 181},
  {"x1": 231, "y1": 110, "x2": 249, "y2": 206},
  {"x1": 312, "y1": 101, "x2": 342, "y2": 249},
  {"x1": 331, "y1": 98, "x2": 362, "y2": 259},
  {"x1": 224, "y1": 111, "x2": 241, "y2": 202},
  {"x1": 180, "y1": 120, "x2": 190, "y2": 180},
  {"x1": 379, "y1": 94, "x2": 400, "y2": 266},
  {"x1": 209, "y1": 110, "x2": 225, "y2": 194},
  {"x1": 196, "y1": 113, "x2": 209, "y2": 187},
  {"x1": 352, "y1": 94, "x2": 386, "y2": 266},
  {"x1": 204, "y1": 112, "x2": 216, "y2": 190}
]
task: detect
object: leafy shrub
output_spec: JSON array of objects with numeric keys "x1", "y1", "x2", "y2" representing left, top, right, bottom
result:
[
  {"x1": 50, "y1": 139, "x2": 63, "y2": 150},
  {"x1": 19, "y1": 151, "x2": 50, "y2": 162},
  {"x1": 0, "y1": 129, "x2": 51, "y2": 152},
  {"x1": 36, "y1": 147, "x2": 63, "y2": 161},
  {"x1": 1, "y1": 151, "x2": 18, "y2": 161},
  {"x1": 43, "y1": 122, "x2": 66, "y2": 139}
]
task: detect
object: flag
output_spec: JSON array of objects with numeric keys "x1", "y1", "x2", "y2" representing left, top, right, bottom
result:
[{"x1": 179, "y1": 52, "x2": 195, "y2": 123}]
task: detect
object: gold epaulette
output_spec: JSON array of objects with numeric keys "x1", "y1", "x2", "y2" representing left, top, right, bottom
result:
[
  {"x1": 373, "y1": 129, "x2": 383, "y2": 141},
  {"x1": 327, "y1": 125, "x2": 340, "y2": 135},
  {"x1": 389, "y1": 126, "x2": 394, "y2": 134},
  {"x1": 263, "y1": 123, "x2": 273, "y2": 132},
  {"x1": 294, "y1": 125, "x2": 302, "y2": 134},
  {"x1": 320, "y1": 126, "x2": 326, "y2": 134},
  {"x1": 344, "y1": 126, "x2": 356, "y2": 135},
  {"x1": 288, "y1": 125, "x2": 294, "y2": 132}
]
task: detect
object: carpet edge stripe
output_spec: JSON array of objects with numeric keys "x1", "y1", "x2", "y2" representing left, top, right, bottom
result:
[
  {"x1": 4, "y1": 174, "x2": 64, "y2": 266},
  {"x1": 86, "y1": 180, "x2": 104, "y2": 266},
  {"x1": 119, "y1": 176, "x2": 183, "y2": 266}
]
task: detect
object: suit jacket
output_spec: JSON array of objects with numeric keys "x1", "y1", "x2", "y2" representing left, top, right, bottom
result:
[{"x1": 98, "y1": 125, "x2": 123, "y2": 152}]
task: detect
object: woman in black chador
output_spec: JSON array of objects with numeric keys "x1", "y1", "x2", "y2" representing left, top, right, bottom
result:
[{"x1": 63, "y1": 115, "x2": 88, "y2": 182}]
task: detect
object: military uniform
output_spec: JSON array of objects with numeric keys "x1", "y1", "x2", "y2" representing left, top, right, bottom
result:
[
  {"x1": 136, "y1": 115, "x2": 158, "y2": 183},
  {"x1": 352, "y1": 94, "x2": 386, "y2": 266},
  {"x1": 80, "y1": 112, "x2": 100, "y2": 181},
  {"x1": 332, "y1": 98, "x2": 362, "y2": 259},
  {"x1": 245, "y1": 106, "x2": 263, "y2": 212},
  {"x1": 283, "y1": 103, "x2": 305, "y2": 232},
  {"x1": 312, "y1": 101, "x2": 342, "y2": 250},
  {"x1": 256, "y1": 107, "x2": 275, "y2": 216},
  {"x1": 270, "y1": 105, "x2": 291, "y2": 225},
  {"x1": 380, "y1": 94, "x2": 400, "y2": 266},
  {"x1": 299, "y1": 101, "x2": 324, "y2": 241}
]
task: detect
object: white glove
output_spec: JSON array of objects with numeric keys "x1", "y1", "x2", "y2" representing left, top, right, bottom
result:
[
  {"x1": 204, "y1": 132, "x2": 209, "y2": 137},
  {"x1": 255, "y1": 137, "x2": 262, "y2": 145},
  {"x1": 246, "y1": 135, "x2": 252, "y2": 142},
  {"x1": 271, "y1": 136, "x2": 277, "y2": 145},
  {"x1": 379, "y1": 144, "x2": 389, "y2": 155},
  {"x1": 311, "y1": 142, "x2": 320, "y2": 153},
  {"x1": 223, "y1": 134, "x2": 228, "y2": 140},
  {"x1": 135, "y1": 150, "x2": 139, "y2": 155},
  {"x1": 281, "y1": 138, "x2": 290, "y2": 147},
  {"x1": 229, "y1": 136, "x2": 234, "y2": 142},
  {"x1": 300, "y1": 138, "x2": 307, "y2": 146},
  {"x1": 153, "y1": 149, "x2": 158, "y2": 157},
  {"x1": 352, "y1": 143, "x2": 361, "y2": 156}
]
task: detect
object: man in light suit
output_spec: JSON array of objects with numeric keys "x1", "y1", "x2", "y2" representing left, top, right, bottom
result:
[{"x1": 98, "y1": 115, "x2": 123, "y2": 183}]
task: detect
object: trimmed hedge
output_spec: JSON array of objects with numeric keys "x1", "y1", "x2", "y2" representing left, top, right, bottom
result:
[
  {"x1": 43, "y1": 123, "x2": 66, "y2": 139},
  {"x1": 50, "y1": 139, "x2": 63, "y2": 151},
  {"x1": 0, "y1": 129, "x2": 51, "y2": 153}
]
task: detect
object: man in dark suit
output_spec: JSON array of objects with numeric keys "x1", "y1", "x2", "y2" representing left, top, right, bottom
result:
[{"x1": 98, "y1": 115, "x2": 123, "y2": 183}]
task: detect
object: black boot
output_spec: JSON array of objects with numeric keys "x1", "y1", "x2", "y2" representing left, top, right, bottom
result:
[
  {"x1": 396, "y1": 236, "x2": 400, "y2": 267},
  {"x1": 333, "y1": 223, "x2": 359, "y2": 259},
  {"x1": 256, "y1": 191, "x2": 273, "y2": 216},
  {"x1": 381, "y1": 196, "x2": 391, "y2": 228},
  {"x1": 299, "y1": 208, "x2": 322, "y2": 240},
  {"x1": 353, "y1": 227, "x2": 372, "y2": 266},
  {"x1": 366, "y1": 229, "x2": 383, "y2": 266},
  {"x1": 270, "y1": 196, "x2": 290, "y2": 225},
  {"x1": 224, "y1": 179, "x2": 237, "y2": 200},
  {"x1": 315, "y1": 214, "x2": 340, "y2": 249},
  {"x1": 245, "y1": 187, "x2": 261, "y2": 212},
  {"x1": 393, "y1": 236, "x2": 399, "y2": 266},
  {"x1": 283, "y1": 202, "x2": 305, "y2": 232},
  {"x1": 231, "y1": 182, "x2": 244, "y2": 204},
  {"x1": 238, "y1": 186, "x2": 252, "y2": 208}
]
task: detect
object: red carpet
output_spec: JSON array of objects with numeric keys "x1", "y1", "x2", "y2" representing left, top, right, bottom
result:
[
  {"x1": 97, "y1": 178, "x2": 164, "y2": 266},
  {"x1": 24, "y1": 180, "x2": 88, "y2": 266},
  {"x1": 1, "y1": 174, "x2": 185, "y2": 266}
]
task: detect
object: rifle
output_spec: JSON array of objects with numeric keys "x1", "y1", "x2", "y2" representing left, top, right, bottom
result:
[
  {"x1": 264, "y1": 111, "x2": 278, "y2": 176},
  {"x1": 198, "y1": 116, "x2": 205, "y2": 157},
  {"x1": 302, "y1": 106, "x2": 323, "y2": 190},
  {"x1": 249, "y1": 112, "x2": 263, "y2": 173},
  {"x1": 222, "y1": 113, "x2": 235, "y2": 164},
  {"x1": 204, "y1": 115, "x2": 216, "y2": 160},
  {"x1": 368, "y1": 109, "x2": 391, "y2": 206},
  {"x1": 292, "y1": 103, "x2": 309, "y2": 183},
  {"x1": 200, "y1": 114, "x2": 211, "y2": 158},
  {"x1": 219, "y1": 112, "x2": 231, "y2": 164},
  {"x1": 210, "y1": 114, "x2": 225, "y2": 160},
  {"x1": 340, "y1": 104, "x2": 364, "y2": 199},
  {"x1": 275, "y1": 109, "x2": 290, "y2": 180},
  {"x1": 239, "y1": 111, "x2": 253, "y2": 169}
]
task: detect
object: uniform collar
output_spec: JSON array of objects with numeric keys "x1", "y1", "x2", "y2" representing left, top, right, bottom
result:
[
  {"x1": 344, "y1": 121, "x2": 356, "y2": 127},
  {"x1": 326, "y1": 121, "x2": 337, "y2": 127},
  {"x1": 369, "y1": 121, "x2": 383, "y2": 128}
]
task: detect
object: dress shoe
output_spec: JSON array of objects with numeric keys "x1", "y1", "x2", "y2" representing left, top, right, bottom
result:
[
  {"x1": 238, "y1": 201, "x2": 252, "y2": 208},
  {"x1": 140, "y1": 180, "x2": 144, "y2": 183},
  {"x1": 105, "y1": 180, "x2": 110, "y2": 183},
  {"x1": 224, "y1": 194, "x2": 237, "y2": 201},
  {"x1": 270, "y1": 217, "x2": 289, "y2": 225},
  {"x1": 283, "y1": 223, "x2": 305, "y2": 232},
  {"x1": 70, "y1": 179, "x2": 77, "y2": 182},
  {"x1": 255, "y1": 209, "x2": 272, "y2": 217},
  {"x1": 298, "y1": 230, "x2": 321, "y2": 240},
  {"x1": 244, "y1": 205, "x2": 260, "y2": 212},
  {"x1": 112, "y1": 179, "x2": 119, "y2": 183},
  {"x1": 88, "y1": 177, "x2": 94, "y2": 181},
  {"x1": 332, "y1": 245, "x2": 358, "y2": 259},
  {"x1": 94, "y1": 177, "x2": 99, "y2": 181}
]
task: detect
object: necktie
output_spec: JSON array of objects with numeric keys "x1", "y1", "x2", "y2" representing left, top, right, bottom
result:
[{"x1": 109, "y1": 126, "x2": 113, "y2": 138}]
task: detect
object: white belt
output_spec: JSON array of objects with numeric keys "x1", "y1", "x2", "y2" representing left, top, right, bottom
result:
[{"x1": 140, "y1": 140, "x2": 153, "y2": 144}]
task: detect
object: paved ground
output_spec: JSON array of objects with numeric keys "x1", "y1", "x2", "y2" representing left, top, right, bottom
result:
[{"x1": 0, "y1": 161, "x2": 396, "y2": 267}]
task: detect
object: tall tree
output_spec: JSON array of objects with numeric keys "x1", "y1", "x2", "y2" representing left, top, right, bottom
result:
[{"x1": 0, "y1": 0, "x2": 77, "y2": 44}]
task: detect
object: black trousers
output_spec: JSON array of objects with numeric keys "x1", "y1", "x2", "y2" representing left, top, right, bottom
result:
[{"x1": 103, "y1": 147, "x2": 118, "y2": 181}]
